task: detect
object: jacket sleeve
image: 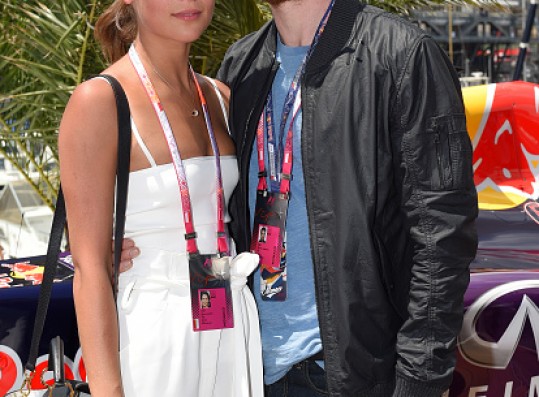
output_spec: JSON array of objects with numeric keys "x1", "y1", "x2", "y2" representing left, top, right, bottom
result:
[
  {"x1": 216, "y1": 46, "x2": 234, "y2": 86},
  {"x1": 391, "y1": 35, "x2": 478, "y2": 397},
  {"x1": 216, "y1": 28, "x2": 260, "y2": 87}
]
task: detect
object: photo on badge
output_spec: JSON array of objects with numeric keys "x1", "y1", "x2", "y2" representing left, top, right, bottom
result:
[
  {"x1": 200, "y1": 290, "x2": 211, "y2": 309},
  {"x1": 255, "y1": 224, "x2": 281, "y2": 269}
]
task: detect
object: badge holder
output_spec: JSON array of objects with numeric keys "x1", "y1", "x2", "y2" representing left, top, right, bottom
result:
[
  {"x1": 252, "y1": 189, "x2": 289, "y2": 301},
  {"x1": 189, "y1": 248, "x2": 234, "y2": 331}
]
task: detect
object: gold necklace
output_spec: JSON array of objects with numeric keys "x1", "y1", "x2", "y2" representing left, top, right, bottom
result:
[{"x1": 149, "y1": 61, "x2": 200, "y2": 118}]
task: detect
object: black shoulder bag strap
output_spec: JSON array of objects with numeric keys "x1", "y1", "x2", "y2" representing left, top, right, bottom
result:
[{"x1": 24, "y1": 74, "x2": 132, "y2": 373}]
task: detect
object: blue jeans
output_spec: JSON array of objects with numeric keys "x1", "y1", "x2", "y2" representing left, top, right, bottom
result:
[{"x1": 265, "y1": 360, "x2": 329, "y2": 397}]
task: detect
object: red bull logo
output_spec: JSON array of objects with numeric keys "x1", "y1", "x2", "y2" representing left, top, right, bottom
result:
[{"x1": 463, "y1": 81, "x2": 539, "y2": 210}]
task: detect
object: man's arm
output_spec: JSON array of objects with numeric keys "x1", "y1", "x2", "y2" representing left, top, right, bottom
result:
[{"x1": 391, "y1": 35, "x2": 478, "y2": 396}]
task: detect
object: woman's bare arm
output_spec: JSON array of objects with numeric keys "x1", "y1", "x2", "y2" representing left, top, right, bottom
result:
[{"x1": 59, "y1": 77, "x2": 123, "y2": 397}]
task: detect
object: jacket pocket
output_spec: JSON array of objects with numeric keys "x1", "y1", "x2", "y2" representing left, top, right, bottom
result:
[
  {"x1": 404, "y1": 113, "x2": 472, "y2": 191},
  {"x1": 429, "y1": 113, "x2": 472, "y2": 190}
]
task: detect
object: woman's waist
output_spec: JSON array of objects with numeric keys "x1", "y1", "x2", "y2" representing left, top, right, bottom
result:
[
  {"x1": 119, "y1": 246, "x2": 190, "y2": 282},
  {"x1": 124, "y1": 223, "x2": 232, "y2": 253},
  {"x1": 120, "y1": 234, "x2": 235, "y2": 281},
  {"x1": 118, "y1": 251, "x2": 256, "y2": 298}
]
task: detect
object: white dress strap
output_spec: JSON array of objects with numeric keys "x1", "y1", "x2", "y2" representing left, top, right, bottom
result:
[
  {"x1": 205, "y1": 77, "x2": 230, "y2": 135},
  {"x1": 95, "y1": 76, "x2": 157, "y2": 169},
  {"x1": 131, "y1": 119, "x2": 158, "y2": 168}
]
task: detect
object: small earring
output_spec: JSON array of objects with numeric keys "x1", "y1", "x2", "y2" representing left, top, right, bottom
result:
[{"x1": 114, "y1": 13, "x2": 124, "y2": 32}]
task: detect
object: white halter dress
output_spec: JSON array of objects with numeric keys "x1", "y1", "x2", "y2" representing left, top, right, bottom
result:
[{"x1": 116, "y1": 83, "x2": 263, "y2": 397}]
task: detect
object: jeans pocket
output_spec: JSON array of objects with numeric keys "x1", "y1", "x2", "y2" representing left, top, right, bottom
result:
[{"x1": 303, "y1": 361, "x2": 329, "y2": 395}]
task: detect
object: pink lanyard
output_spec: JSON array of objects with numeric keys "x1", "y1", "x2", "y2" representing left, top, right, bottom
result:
[
  {"x1": 256, "y1": 97, "x2": 300, "y2": 194},
  {"x1": 256, "y1": 0, "x2": 334, "y2": 195},
  {"x1": 129, "y1": 45, "x2": 229, "y2": 256}
]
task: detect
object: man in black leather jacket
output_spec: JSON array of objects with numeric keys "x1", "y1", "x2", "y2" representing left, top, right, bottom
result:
[{"x1": 216, "y1": 0, "x2": 478, "y2": 396}]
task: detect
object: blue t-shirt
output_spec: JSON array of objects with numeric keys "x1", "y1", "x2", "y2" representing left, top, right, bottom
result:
[{"x1": 249, "y1": 38, "x2": 322, "y2": 385}]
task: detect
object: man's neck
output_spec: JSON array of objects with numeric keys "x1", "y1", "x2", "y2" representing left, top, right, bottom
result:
[{"x1": 270, "y1": 0, "x2": 332, "y2": 47}]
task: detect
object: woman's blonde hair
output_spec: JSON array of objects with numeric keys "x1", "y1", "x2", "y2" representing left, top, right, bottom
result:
[{"x1": 94, "y1": 0, "x2": 137, "y2": 64}]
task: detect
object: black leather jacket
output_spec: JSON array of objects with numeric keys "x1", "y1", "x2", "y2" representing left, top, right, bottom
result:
[{"x1": 217, "y1": 1, "x2": 478, "y2": 396}]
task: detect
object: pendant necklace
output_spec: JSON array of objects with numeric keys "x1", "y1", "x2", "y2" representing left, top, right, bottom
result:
[{"x1": 149, "y1": 60, "x2": 200, "y2": 118}]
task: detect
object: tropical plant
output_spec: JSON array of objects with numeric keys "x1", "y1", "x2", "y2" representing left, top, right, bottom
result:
[
  {"x1": 0, "y1": 0, "x2": 106, "y2": 209},
  {"x1": 191, "y1": 0, "x2": 270, "y2": 76},
  {"x1": 365, "y1": 0, "x2": 502, "y2": 15},
  {"x1": 0, "y1": 0, "x2": 502, "y2": 209}
]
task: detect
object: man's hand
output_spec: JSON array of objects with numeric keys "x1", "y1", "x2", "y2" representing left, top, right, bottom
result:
[{"x1": 113, "y1": 238, "x2": 140, "y2": 273}]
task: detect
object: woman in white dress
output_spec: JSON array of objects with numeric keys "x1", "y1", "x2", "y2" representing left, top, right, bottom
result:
[{"x1": 58, "y1": 1, "x2": 262, "y2": 396}]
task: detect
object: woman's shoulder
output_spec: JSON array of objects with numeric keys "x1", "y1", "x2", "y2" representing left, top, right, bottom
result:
[
  {"x1": 60, "y1": 78, "x2": 123, "y2": 147},
  {"x1": 61, "y1": 79, "x2": 116, "y2": 138},
  {"x1": 70, "y1": 77, "x2": 116, "y2": 110},
  {"x1": 201, "y1": 75, "x2": 230, "y2": 101},
  {"x1": 68, "y1": 56, "x2": 132, "y2": 114},
  {"x1": 61, "y1": 58, "x2": 134, "y2": 137}
]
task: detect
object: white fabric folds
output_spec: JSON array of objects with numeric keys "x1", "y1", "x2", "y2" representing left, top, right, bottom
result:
[{"x1": 117, "y1": 252, "x2": 262, "y2": 397}]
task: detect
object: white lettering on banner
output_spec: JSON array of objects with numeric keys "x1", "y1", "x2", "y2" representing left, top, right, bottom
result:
[
  {"x1": 469, "y1": 385, "x2": 488, "y2": 397},
  {"x1": 505, "y1": 381, "x2": 514, "y2": 397},
  {"x1": 465, "y1": 377, "x2": 539, "y2": 397},
  {"x1": 530, "y1": 376, "x2": 539, "y2": 397},
  {"x1": 459, "y1": 280, "x2": 539, "y2": 369}
]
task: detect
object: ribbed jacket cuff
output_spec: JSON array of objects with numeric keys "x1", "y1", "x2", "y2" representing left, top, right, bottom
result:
[{"x1": 393, "y1": 374, "x2": 447, "y2": 397}]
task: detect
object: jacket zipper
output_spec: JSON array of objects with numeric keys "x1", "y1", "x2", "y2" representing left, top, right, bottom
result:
[
  {"x1": 301, "y1": 77, "x2": 334, "y2": 393},
  {"x1": 434, "y1": 131, "x2": 445, "y2": 189}
]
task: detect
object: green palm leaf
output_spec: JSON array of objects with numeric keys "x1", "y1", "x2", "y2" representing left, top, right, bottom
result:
[
  {"x1": 0, "y1": 0, "x2": 104, "y2": 208},
  {"x1": 191, "y1": 0, "x2": 269, "y2": 75}
]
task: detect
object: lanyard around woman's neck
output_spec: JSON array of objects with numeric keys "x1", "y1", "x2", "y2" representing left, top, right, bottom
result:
[
  {"x1": 256, "y1": 0, "x2": 335, "y2": 194},
  {"x1": 129, "y1": 45, "x2": 229, "y2": 256}
]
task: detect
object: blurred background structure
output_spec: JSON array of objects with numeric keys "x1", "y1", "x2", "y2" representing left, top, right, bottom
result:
[{"x1": 412, "y1": 1, "x2": 539, "y2": 84}]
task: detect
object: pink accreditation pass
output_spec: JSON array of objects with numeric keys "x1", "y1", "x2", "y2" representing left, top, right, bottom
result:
[
  {"x1": 189, "y1": 254, "x2": 233, "y2": 331},
  {"x1": 251, "y1": 190, "x2": 289, "y2": 301}
]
